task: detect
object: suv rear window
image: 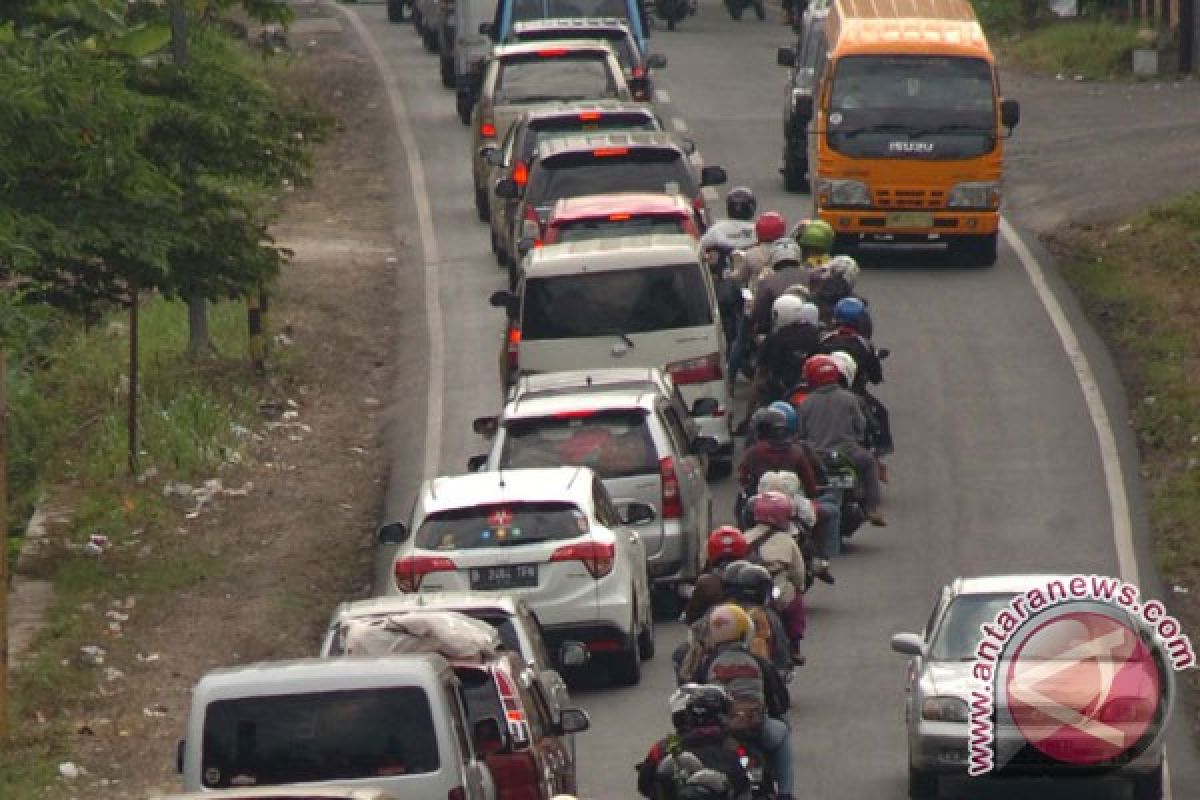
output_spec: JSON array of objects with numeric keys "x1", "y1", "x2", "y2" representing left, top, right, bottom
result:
[
  {"x1": 496, "y1": 55, "x2": 619, "y2": 105},
  {"x1": 500, "y1": 410, "x2": 657, "y2": 478},
  {"x1": 201, "y1": 688, "x2": 438, "y2": 787},
  {"x1": 522, "y1": 263, "x2": 712, "y2": 340},
  {"x1": 528, "y1": 148, "x2": 696, "y2": 203},
  {"x1": 553, "y1": 213, "x2": 690, "y2": 242},
  {"x1": 516, "y1": 30, "x2": 638, "y2": 69},
  {"x1": 416, "y1": 502, "x2": 589, "y2": 550},
  {"x1": 520, "y1": 115, "x2": 659, "y2": 163},
  {"x1": 511, "y1": 0, "x2": 634, "y2": 26}
]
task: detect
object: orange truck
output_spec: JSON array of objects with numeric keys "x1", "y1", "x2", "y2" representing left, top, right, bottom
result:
[{"x1": 779, "y1": 0, "x2": 1020, "y2": 265}]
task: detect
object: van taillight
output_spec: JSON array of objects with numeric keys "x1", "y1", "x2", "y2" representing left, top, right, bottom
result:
[
  {"x1": 666, "y1": 353, "x2": 722, "y2": 386},
  {"x1": 486, "y1": 752, "x2": 540, "y2": 800},
  {"x1": 660, "y1": 457, "x2": 682, "y2": 520},
  {"x1": 551, "y1": 540, "x2": 615, "y2": 579},
  {"x1": 394, "y1": 555, "x2": 457, "y2": 592},
  {"x1": 505, "y1": 325, "x2": 521, "y2": 374}
]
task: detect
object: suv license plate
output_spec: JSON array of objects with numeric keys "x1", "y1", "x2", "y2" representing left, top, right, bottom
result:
[
  {"x1": 885, "y1": 212, "x2": 934, "y2": 228},
  {"x1": 470, "y1": 564, "x2": 538, "y2": 590}
]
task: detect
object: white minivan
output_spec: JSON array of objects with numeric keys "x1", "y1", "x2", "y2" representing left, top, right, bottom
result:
[
  {"x1": 489, "y1": 234, "x2": 733, "y2": 471},
  {"x1": 178, "y1": 655, "x2": 495, "y2": 799}
]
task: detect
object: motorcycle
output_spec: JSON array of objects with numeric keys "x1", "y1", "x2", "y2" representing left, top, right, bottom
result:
[
  {"x1": 734, "y1": 739, "x2": 777, "y2": 799},
  {"x1": 816, "y1": 447, "x2": 865, "y2": 541},
  {"x1": 657, "y1": 0, "x2": 696, "y2": 31},
  {"x1": 724, "y1": 0, "x2": 766, "y2": 21}
]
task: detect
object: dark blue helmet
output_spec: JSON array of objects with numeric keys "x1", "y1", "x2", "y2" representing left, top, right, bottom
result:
[{"x1": 833, "y1": 296, "x2": 868, "y2": 330}]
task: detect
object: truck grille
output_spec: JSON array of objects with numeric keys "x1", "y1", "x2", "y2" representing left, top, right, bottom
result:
[{"x1": 874, "y1": 188, "x2": 945, "y2": 209}]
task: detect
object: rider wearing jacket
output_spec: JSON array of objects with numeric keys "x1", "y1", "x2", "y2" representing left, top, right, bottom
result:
[
  {"x1": 725, "y1": 210, "x2": 787, "y2": 387},
  {"x1": 738, "y1": 407, "x2": 819, "y2": 499},
  {"x1": 741, "y1": 492, "x2": 808, "y2": 659},
  {"x1": 818, "y1": 297, "x2": 892, "y2": 462},
  {"x1": 637, "y1": 684, "x2": 750, "y2": 800},
  {"x1": 684, "y1": 527, "x2": 750, "y2": 625}
]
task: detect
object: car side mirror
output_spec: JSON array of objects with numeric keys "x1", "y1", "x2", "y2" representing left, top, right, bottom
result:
[
  {"x1": 494, "y1": 178, "x2": 518, "y2": 199},
  {"x1": 473, "y1": 416, "x2": 499, "y2": 437},
  {"x1": 517, "y1": 236, "x2": 535, "y2": 257},
  {"x1": 776, "y1": 46, "x2": 796, "y2": 67},
  {"x1": 700, "y1": 165, "x2": 727, "y2": 187},
  {"x1": 558, "y1": 707, "x2": 591, "y2": 735},
  {"x1": 690, "y1": 396, "x2": 719, "y2": 416},
  {"x1": 618, "y1": 500, "x2": 657, "y2": 526},
  {"x1": 489, "y1": 290, "x2": 518, "y2": 318},
  {"x1": 1000, "y1": 98, "x2": 1020, "y2": 131},
  {"x1": 559, "y1": 640, "x2": 589, "y2": 667},
  {"x1": 690, "y1": 435, "x2": 719, "y2": 456},
  {"x1": 484, "y1": 147, "x2": 502, "y2": 167},
  {"x1": 466, "y1": 454, "x2": 489, "y2": 472},
  {"x1": 890, "y1": 632, "x2": 925, "y2": 657},
  {"x1": 793, "y1": 94, "x2": 813, "y2": 119},
  {"x1": 479, "y1": 22, "x2": 494, "y2": 36},
  {"x1": 176, "y1": 739, "x2": 185, "y2": 774},
  {"x1": 878, "y1": 347, "x2": 890, "y2": 360},
  {"x1": 377, "y1": 521, "x2": 409, "y2": 545},
  {"x1": 646, "y1": 53, "x2": 667, "y2": 69}
]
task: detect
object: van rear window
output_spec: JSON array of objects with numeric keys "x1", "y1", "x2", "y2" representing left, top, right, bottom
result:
[
  {"x1": 522, "y1": 264, "x2": 712, "y2": 340},
  {"x1": 201, "y1": 688, "x2": 438, "y2": 788},
  {"x1": 500, "y1": 410, "x2": 658, "y2": 478},
  {"x1": 528, "y1": 149, "x2": 696, "y2": 203}
]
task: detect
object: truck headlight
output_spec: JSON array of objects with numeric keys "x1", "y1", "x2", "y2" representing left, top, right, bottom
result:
[
  {"x1": 947, "y1": 181, "x2": 1001, "y2": 210},
  {"x1": 816, "y1": 179, "x2": 871, "y2": 208},
  {"x1": 921, "y1": 696, "x2": 970, "y2": 723}
]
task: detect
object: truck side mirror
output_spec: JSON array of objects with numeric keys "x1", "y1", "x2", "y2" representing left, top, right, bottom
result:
[
  {"x1": 793, "y1": 95, "x2": 813, "y2": 119},
  {"x1": 1000, "y1": 98, "x2": 1020, "y2": 131}
]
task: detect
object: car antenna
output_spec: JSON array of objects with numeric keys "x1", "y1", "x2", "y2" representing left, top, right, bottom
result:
[{"x1": 586, "y1": 374, "x2": 593, "y2": 386}]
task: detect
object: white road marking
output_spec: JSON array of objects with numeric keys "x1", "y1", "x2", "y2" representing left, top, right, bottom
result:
[
  {"x1": 1000, "y1": 218, "x2": 1173, "y2": 799},
  {"x1": 671, "y1": 117, "x2": 688, "y2": 132},
  {"x1": 999, "y1": 218, "x2": 1137, "y2": 585},
  {"x1": 655, "y1": 88, "x2": 671, "y2": 105},
  {"x1": 331, "y1": 1, "x2": 445, "y2": 478}
]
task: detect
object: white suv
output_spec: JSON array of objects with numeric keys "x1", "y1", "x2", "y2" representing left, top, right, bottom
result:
[{"x1": 375, "y1": 467, "x2": 655, "y2": 685}]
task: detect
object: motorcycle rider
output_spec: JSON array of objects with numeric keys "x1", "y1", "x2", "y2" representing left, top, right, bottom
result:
[
  {"x1": 690, "y1": 604, "x2": 795, "y2": 800},
  {"x1": 721, "y1": 560, "x2": 794, "y2": 670},
  {"x1": 738, "y1": 406, "x2": 819, "y2": 504},
  {"x1": 702, "y1": 188, "x2": 758, "y2": 348},
  {"x1": 742, "y1": 492, "x2": 809, "y2": 661},
  {"x1": 757, "y1": 467, "x2": 834, "y2": 585},
  {"x1": 725, "y1": 210, "x2": 787, "y2": 387},
  {"x1": 818, "y1": 297, "x2": 893, "y2": 469},
  {"x1": 760, "y1": 296, "x2": 821, "y2": 394},
  {"x1": 794, "y1": 354, "x2": 887, "y2": 526},
  {"x1": 684, "y1": 527, "x2": 751, "y2": 625},
  {"x1": 810, "y1": 254, "x2": 872, "y2": 335},
  {"x1": 791, "y1": 218, "x2": 836, "y2": 270},
  {"x1": 637, "y1": 684, "x2": 750, "y2": 800}
]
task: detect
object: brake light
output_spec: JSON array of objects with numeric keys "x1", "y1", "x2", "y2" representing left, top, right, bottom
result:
[
  {"x1": 522, "y1": 205, "x2": 543, "y2": 246},
  {"x1": 551, "y1": 540, "x2": 615, "y2": 579},
  {"x1": 692, "y1": 194, "x2": 705, "y2": 213},
  {"x1": 505, "y1": 324, "x2": 520, "y2": 374},
  {"x1": 480, "y1": 121, "x2": 496, "y2": 139},
  {"x1": 666, "y1": 352, "x2": 723, "y2": 386},
  {"x1": 607, "y1": 212, "x2": 632, "y2": 221},
  {"x1": 512, "y1": 160, "x2": 528, "y2": 187},
  {"x1": 660, "y1": 457, "x2": 682, "y2": 520},
  {"x1": 553, "y1": 409, "x2": 597, "y2": 419},
  {"x1": 592, "y1": 147, "x2": 629, "y2": 157},
  {"x1": 486, "y1": 752, "x2": 540, "y2": 800},
  {"x1": 578, "y1": 111, "x2": 601, "y2": 121},
  {"x1": 537, "y1": 48, "x2": 569, "y2": 56},
  {"x1": 632, "y1": 65, "x2": 646, "y2": 79},
  {"x1": 394, "y1": 555, "x2": 457, "y2": 592}
]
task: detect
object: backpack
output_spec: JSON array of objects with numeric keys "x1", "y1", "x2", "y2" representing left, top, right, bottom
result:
[{"x1": 699, "y1": 648, "x2": 767, "y2": 735}]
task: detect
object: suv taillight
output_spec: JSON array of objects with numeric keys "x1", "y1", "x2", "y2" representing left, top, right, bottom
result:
[
  {"x1": 660, "y1": 457, "x2": 682, "y2": 520},
  {"x1": 394, "y1": 555, "x2": 456, "y2": 592},
  {"x1": 512, "y1": 159, "x2": 528, "y2": 187},
  {"x1": 505, "y1": 324, "x2": 521, "y2": 374},
  {"x1": 551, "y1": 540, "x2": 615, "y2": 579},
  {"x1": 666, "y1": 352, "x2": 722, "y2": 386},
  {"x1": 521, "y1": 205, "x2": 542, "y2": 247},
  {"x1": 486, "y1": 751, "x2": 540, "y2": 800}
]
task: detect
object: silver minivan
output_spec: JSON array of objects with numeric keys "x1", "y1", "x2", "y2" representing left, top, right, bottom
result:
[
  {"x1": 179, "y1": 655, "x2": 495, "y2": 799},
  {"x1": 470, "y1": 369, "x2": 715, "y2": 588},
  {"x1": 489, "y1": 234, "x2": 734, "y2": 473}
]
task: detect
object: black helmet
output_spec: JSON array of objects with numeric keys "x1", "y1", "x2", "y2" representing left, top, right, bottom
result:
[
  {"x1": 679, "y1": 768, "x2": 734, "y2": 800},
  {"x1": 728, "y1": 562, "x2": 773, "y2": 606},
  {"x1": 718, "y1": 559, "x2": 753, "y2": 592},
  {"x1": 750, "y1": 406, "x2": 790, "y2": 444},
  {"x1": 725, "y1": 187, "x2": 757, "y2": 221},
  {"x1": 669, "y1": 684, "x2": 732, "y2": 731}
]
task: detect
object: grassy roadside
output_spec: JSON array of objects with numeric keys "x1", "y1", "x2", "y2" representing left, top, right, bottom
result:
[
  {"x1": 1052, "y1": 193, "x2": 1200, "y2": 662},
  {"x1": 1, "y1": 298, "x2": 270, "y2": 795}
]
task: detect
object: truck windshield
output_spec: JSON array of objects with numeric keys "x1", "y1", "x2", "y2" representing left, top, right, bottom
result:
[{"x1": 826, "y1": 55, "x2": 997, "y2": 159}]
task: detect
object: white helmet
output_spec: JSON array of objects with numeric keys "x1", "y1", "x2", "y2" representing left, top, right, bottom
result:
[
  {"x1": 768, "y1": 240, "x2": 804, "y2": 271},
  {"x1": 826, "y1": 254, "x2": 860, "y2": 288},
  {"x1": 781, "y1": 282, "x2": 812, "y2": 301},
  {"x1": 829, "y1": 350, "x2": 857, "y2": 387},
  {"x1": 771, "y1": 294, "x2": 809, "y2": 330}
]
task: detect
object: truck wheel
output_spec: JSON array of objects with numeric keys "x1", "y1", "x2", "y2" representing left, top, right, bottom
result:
[
  {"x1": 907, "y1": 767, "x2": 938, "y2": 799},
  {"x1": 1132, "y1": 764, "x2": 1164, "y2": 800},
  {"x1": 412, "y1": 9, "x2": 424, "y2": 34},
  {"x1": 782, "y1": 155, "x2": 809, "y2": 193},
  {"x1": 422, "y1": 27, "x2": 438, "y2": 52},
  {"x1": 474, "y1": 187, "x2": 489, "y2": 222},
  {"x1": 954, "y1": 233, "x2": 998, "y2": 267},
  {"x1": 440, "y1": 55, "x2": 455, "y2": 88}
]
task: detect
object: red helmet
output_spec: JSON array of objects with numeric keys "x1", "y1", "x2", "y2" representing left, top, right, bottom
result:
[
  {"x1": 750, "y1": 491, "x2": 794, "y2": 530},
  {"x1": 804, "y1": 354, "x2": 842, "y2": 388},
  {"x1": 754, "y1": 211, "x2": 786, "y2": 244},
  {"x1": 707, "y1": 526, "x2": 748, "y2": 563}
]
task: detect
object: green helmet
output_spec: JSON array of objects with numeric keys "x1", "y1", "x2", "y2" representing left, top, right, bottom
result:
[{"x1": 796, "y1": 219, "x2": 835, "y2": 253}]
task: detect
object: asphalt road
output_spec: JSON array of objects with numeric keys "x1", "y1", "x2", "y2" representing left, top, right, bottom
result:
[{"x1": 332, "y1": 1, "x2": 1200, "y2": 797}]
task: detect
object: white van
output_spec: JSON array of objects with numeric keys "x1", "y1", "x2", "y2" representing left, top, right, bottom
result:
[
  {"x1": 178, "y1": 655, "x2": 495, "y2": 799},
  {"x1": 489, "y1": 234, "x2": 733, "y2": 468},
  {"x1": 454, "y1": 0, "x2": 500, "y2": 124}
]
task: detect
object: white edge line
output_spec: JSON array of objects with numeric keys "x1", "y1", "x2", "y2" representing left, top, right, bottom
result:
[
  {"x1": 331, "y1": 1, "x2": 445, "y2": 479},
  {"x1": 1000, "y1": 219, "x2": 1171, "y2": 799},
  {"x1": 654, "y1": 88, "x2": 671, "y2": 105}
]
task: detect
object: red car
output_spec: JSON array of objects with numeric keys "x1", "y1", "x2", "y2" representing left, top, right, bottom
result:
[{"x1": 541, "y1": 192, "x2": 704, "y2": 246}]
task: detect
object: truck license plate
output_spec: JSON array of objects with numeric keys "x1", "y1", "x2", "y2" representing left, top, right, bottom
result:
[{"x1": 885, "y1": 212, "x2": 934, "y2": 228}]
